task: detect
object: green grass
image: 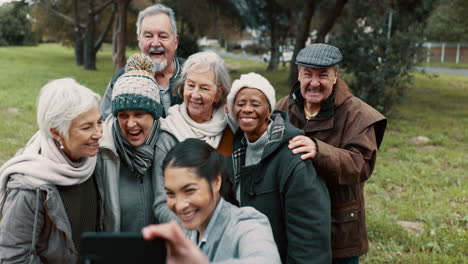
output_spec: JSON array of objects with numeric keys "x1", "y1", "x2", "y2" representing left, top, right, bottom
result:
[
  {"x1": 1, "y1": 44, "x2": 467, "y2": 263},
  {"x1": 421, "y1": 61, "x2": 468, "y2": 70}
]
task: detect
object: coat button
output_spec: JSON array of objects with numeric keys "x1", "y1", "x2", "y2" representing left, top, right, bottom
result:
[{"x1": 350, "y1": 213, "x2": 355, "y2": 217}]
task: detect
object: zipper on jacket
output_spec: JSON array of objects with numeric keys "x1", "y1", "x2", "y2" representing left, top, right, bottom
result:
[{"x1": 139, "y1": 175, "x2": 149, "y2": 225}]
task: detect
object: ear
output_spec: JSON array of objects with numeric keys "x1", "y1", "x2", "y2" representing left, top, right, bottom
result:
[
  {"x1": 216, "y1": 86, "x2": 224, "y2": 104},
  {"x1": 212, "y1": 174, "x2": 222, "y2": 194},
  {"x1": 50, "y1": 128, "x2": 65, "y2": 145},
  {"x1": 333, "y1": 69, "x2": 339, "y2": 85}
]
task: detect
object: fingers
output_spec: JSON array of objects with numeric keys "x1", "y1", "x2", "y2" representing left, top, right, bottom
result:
[{"x1": 142, "y1": 220, "x2": 181, "y2": 242}]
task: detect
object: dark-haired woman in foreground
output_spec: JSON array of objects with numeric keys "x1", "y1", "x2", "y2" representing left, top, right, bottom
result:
[{"x1": 143, "y1": 138, "x2": 280, "y2": 263}]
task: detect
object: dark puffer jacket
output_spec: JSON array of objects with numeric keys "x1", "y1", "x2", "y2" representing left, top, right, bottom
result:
[{"x1": 231, "y1": 110, "x2": 331, "y2": 264}]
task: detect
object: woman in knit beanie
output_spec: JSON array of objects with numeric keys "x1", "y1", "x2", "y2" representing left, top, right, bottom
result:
[
  {"x1": 227, "y1": 72, "x2": 332, "y2": 263},
  {"x1": 95, "y1": 53, "x2": 169, "y2": 232}
]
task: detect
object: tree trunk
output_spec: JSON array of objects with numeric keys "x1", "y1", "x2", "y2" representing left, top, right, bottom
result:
[
  {"x1": 266, "y1": 3, "x2": 281, "y2": 72},
  {"x1": 112, "y1": 0, "x2": 131, "y2": 72},
  {"x1": 315, "y1": 0, "x2": 348, "y2": 43},
  {"x1": 288, "y1": 0, "x2": 316, "y2": 84},
  {"x1": 73, "y1": 0, "x2": 84, "y2": 65},
  {"x1": 84, "y1": 1, "x2": 97, "y2": 70}
]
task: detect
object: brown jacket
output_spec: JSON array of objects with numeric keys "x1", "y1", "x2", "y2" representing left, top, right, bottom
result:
[{"x1": 276, "y1": 78, "x2": 387, "y2": 258}]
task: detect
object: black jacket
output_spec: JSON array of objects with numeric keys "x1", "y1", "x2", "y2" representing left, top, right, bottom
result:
[{"x1": 231, "y1": 110, "x2": 331, "y2": 264}]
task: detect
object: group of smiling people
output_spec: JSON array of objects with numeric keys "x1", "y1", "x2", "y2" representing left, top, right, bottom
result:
[{"x1": 0, "y1": 50, "x2": 331, "y2": 264}]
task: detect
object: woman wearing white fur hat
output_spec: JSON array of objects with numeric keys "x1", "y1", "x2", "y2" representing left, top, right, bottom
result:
[
  {"x1": 227, "y1": 72, "x2": 332, "y2": 264},
  {"x1": 0, "y1": 78, "x2": 103, "y2": 263},
  {"x1": 95, "y1": 53, "x2": 167, "y2": 232}
]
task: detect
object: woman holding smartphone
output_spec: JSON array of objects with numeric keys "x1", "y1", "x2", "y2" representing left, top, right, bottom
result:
[{"x1": 144, "y1": 138, "x2": 280, "y2": 263}]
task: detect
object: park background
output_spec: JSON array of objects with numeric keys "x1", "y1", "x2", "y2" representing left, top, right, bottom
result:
[{"x1": 0, "y1": 0, "x2": 466, "y2": 263}]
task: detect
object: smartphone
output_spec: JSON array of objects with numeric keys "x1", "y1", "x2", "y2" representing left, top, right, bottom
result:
[{"x1": 81, "y1": 232, "x2": 166, "y2": 264}]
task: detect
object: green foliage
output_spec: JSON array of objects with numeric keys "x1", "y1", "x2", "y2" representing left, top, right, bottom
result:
[
  {"x1": 176, "y1": 35, "x2": 200, "y2": 59},
  {"x1": 425, "y1": 0, "x2": 468, "y2": 42},
  {"x1": 0, "y1": 1, "x2": 38, "y2": 46},
  {"x1": 332, "y1": 0, "x2": 437, "y2": 114}
]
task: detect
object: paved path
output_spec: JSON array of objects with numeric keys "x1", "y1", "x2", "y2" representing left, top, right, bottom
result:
[{"x1": 415, "y1": 67, "x2": 468, "y2": 76}]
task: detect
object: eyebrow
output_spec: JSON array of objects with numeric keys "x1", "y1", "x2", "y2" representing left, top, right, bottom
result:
[{"x1": 165, "y1": 183, "x2": 197, "y2": 192}]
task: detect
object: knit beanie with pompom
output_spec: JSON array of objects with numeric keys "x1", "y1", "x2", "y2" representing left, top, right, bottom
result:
[{"x1": 111, "y1": 53, "x2": 163, "y2": 119}]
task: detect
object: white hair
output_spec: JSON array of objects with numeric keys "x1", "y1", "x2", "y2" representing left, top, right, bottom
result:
[
  {"x1": 136, "y1": 4, "x2": 178, "y2": 40},
  {"x1": 174, "y1": 51, "x2": 231, "y2": 109},
  {"x1": 37, "y1": 78, "x2": 101, "y2": 139}
]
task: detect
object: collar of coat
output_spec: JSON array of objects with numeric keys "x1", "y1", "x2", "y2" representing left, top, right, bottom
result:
[{"x1": 289, "y1": 77, "x2": 354, "y2": 120}]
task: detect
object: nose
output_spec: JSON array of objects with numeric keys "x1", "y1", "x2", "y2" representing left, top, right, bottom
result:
[
  {"x1": 92, "y1": 126, "x2": 103, "y2": 140},
  {"x1": 175, "y1": 196, "x2": 189, "y2": 212},
  {"x1": 191, "y1": 88, "x2": 201, "y2": 99},
  {"x1": 127, "y1": 116, "x2": 137, "y2": 128},
  {"x1": 309, "y1": 77, "x2": 320, "y2": 87},
  {"x1": 150, "y1": 36, "x2": 161, "y2": 47}
]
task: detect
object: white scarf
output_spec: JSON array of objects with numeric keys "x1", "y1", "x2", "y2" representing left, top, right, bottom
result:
[
  {"x1": 160, "y1": 103, "x2": 227, "y2": 148},
  {"x1": 0, "y1": 131, "x2": 96, "y2": 204}
]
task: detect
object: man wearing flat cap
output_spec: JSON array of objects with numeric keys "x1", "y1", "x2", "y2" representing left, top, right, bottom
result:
[{"x1": 276, "y1": 43, "x2": 387, "y2": 264}]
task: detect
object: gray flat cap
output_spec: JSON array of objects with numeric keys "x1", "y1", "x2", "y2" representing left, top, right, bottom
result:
[{"x1": 295, "y1": 43, "x2": 342, "y2": 68}]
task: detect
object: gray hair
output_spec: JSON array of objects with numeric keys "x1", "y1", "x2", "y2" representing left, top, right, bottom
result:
[
  {"x1": 174, "y1": 51, "x2": 231, "y2": 109},
  {"x1": 37, "y1": 78, "x2": 101, "y2": 139},
  {"x1": 136, "y1": 4, "x2": 178, "y2": 40}
]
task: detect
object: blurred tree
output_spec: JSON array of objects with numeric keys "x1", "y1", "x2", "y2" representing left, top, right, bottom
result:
[
  {"x1": 331, "y1": 0, "x2": 437, "y2": 113},
  {"x1": 425, "y1": 0, "x2": 468, "y2": 42},
  {"x1": 0, "y1": 0, "x2": 38, "y2": 46},
  {"x1": 231, "y1": 0, "x2": 300, "y2": 72},
  {"x1": 288, "y1": 0, "x2": 349, "y2": 84},
  {"x1": 32, "y1": 0, "x2": 115, "y2": 70},
  {"x1": 112, "y1": 0, "x2": 131, "y2": 71}
]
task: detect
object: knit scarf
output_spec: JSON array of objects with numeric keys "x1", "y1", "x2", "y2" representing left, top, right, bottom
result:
[
  {"x1": 0, "y1": 131, "x2": 96, "y2": 206},
  {"x1": 160, "y1": 103, "x2": 227, "y2": 149},
  {"x1": 112, "y1": 118, "x2": 159, "y2": 177}
]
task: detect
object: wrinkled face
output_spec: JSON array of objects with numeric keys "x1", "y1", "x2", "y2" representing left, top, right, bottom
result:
[
  {"x1": 183, "y1": 68, "x2": 220, "y2": 123},
  {"x1": 233, "y1": 88, "x2": 271, "y2": 142},
  {"x1": 117, "y1": 110, "x2": 155, "y2": 147},
  {"x1": 52, "y1": 106, "x2": 103, "y2": 161},
  {"x1": 298, "y1": 66, "x2": 338, "y2": 108},
  {"x1": 138, "y1": 13, "x2": 179, "y2": 72},
  {"x1": 164, "y1": 166, "x2": 220, "y2": 233}
]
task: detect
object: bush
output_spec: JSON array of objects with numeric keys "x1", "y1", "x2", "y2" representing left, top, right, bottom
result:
[
  {"x1": 244, "y1": 43, "x2": 268, "y2": 55},
  {"x1": 176, "y1": 35, "x2": 200, "y2": 59},
  {"x1": 0, "y1": 1, "x2": 38, "y2": 46},
  {"x1": 331, "y1": 0, "x2": 435, "y2": 114},
  {"x1": 226, "y1": 42, "x2": 242, "y2": 52}
]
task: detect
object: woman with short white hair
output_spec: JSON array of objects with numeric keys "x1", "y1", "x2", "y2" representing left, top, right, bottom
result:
[
  {"x1": 0, "y1": 78, "x2": 103, "y2": 263},
  {"x1": 154, "y1": 50, "x2": 235, "y2": 223}
]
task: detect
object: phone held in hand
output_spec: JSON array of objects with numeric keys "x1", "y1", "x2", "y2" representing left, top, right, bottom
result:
[{"x1": 81, "y1": 232, "x2": 166, "y2": 264}]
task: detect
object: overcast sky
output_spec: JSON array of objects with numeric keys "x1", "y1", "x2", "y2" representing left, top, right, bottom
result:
[{"x1": 0, "y1": 0, "x2": 19, "y2": 6}]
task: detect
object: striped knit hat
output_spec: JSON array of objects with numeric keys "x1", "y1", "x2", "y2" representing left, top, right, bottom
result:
[{"x1": 111, "y1": 53, "x2": 163, "y2": 119}]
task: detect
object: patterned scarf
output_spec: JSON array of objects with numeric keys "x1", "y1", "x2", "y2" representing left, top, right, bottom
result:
[{"x1": 112, "y1": 118, "x2": 159, "y2": 177}]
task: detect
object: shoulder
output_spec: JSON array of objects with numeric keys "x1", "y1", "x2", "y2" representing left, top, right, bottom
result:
[
  {"x1": 275, "y1": 95, "x2": 290, "y2": 110},
  {"x1": 156, "y1": 130, "x2": 178, "y2": 151},
  {"x1": 338, "y1": 95, "x2": 387, "y2": 130},
  {"x1": 225, "y1": 203, "x2": 271, "y2": 231},
  {"x1": 110, "y1": 67, "x2": 126, "y2": 86}
]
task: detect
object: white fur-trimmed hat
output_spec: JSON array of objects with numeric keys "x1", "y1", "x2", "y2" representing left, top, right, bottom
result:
[{"x1": 227, "y1": 72, "x2": 276, "y2": 116}]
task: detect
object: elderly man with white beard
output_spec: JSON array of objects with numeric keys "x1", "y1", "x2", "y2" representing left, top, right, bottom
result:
[{"x1": 100, "y1": 4, "x2": 184, "y2": 119}]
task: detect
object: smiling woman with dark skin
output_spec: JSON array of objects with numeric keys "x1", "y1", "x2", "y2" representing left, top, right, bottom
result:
[{"x1": 227, "y1": 72, "x2": 332, "y2": 264}]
